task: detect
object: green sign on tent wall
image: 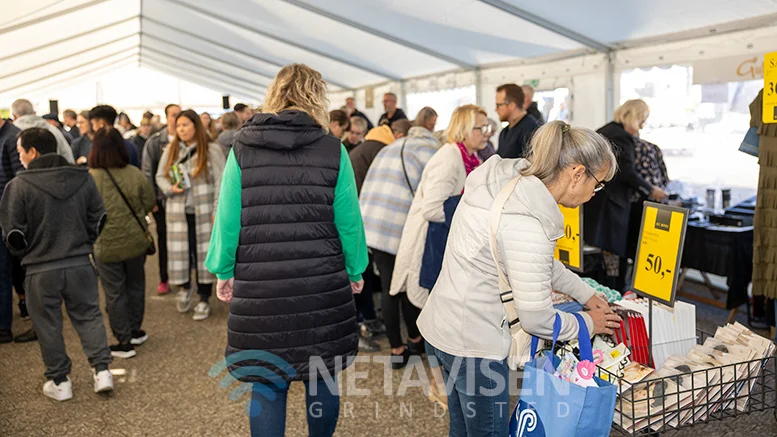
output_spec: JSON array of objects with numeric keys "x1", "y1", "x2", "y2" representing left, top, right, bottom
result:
[{"x1": 524, "y1": 79, "x2": 540, "y2": 88}]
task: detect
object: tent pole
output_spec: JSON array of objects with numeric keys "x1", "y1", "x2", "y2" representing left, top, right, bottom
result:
[{"x1": 605, "y1": 52, "x2": 615, "y2": 122}]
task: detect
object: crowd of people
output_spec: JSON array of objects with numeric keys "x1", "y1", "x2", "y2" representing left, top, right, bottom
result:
[{"x1": 0, "y1": 62, "x2": 682, "y2": 436}]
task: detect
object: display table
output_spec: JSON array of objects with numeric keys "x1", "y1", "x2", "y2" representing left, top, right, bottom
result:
[{"x1": 679, "y1": 221, "x2": 754, "y2": 320}]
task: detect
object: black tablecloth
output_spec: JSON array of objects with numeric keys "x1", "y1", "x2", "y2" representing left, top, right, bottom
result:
[{"x1": 681, "y1": 222, "x2": 753, "y2": 309}]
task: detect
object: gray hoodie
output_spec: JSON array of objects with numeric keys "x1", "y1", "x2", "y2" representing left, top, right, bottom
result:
[
  {"x1": 0, "y1": 154, "x2": 104, "y2": 273},
  {"x1": 13, "y1": 115, "x2": 75, "y2": 164}
]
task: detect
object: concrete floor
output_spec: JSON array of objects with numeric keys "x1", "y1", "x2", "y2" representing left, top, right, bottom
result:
[{"x1": 0, "y1": 255, "x2": 774, "y2": 437}]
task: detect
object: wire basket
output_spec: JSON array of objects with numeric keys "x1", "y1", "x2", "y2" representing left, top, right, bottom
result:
[{"x1": 599, "y1": 329, "x2": 777, "y2": 436}]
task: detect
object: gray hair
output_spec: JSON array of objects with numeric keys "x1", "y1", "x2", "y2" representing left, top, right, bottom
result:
[
  {"x1": 349, "y1": 116, "x2": 367, "y2": 132},
  {"x1": 521, "y1": 120, "x2": 617, "y2": 185},
  {"x1": 11, "y1": 99, "x2": 34, "y2": 118},
  {"x1": 521, "y1": 85, "x2": 535, "y2": 99},
  {"x1": 413, "y1": 106, "x2": 437, "y2": 129}
]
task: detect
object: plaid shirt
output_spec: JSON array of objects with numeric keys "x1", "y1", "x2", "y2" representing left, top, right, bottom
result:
[{"x1": 360, "y1": 127, "x2": 439, "y2": 255}]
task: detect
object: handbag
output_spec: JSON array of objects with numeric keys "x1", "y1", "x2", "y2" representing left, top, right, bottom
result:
[
  {"x1": 509, "y1": 313, "x2": 617, "y2": 437},
  {"x1": 419, "y1": 195, "x2": 461, "y2": 290},
  {"x1": 738, "y1": 126, "x2": 759, "y2": 157},
  {"x1": 487, "y1": 176, "x2": 534, "y2": 370},
  {"x1": 104, "y1": 169, "x2": 157, "y2": 256}
]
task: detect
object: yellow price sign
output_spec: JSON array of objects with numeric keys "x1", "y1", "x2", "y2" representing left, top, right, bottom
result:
[
  {"x1": 632, "y1": 202, "x2": 689, "y2": 307},
  {"x1": 554, "y1": 205, "x2": 583, "y2": 272},
  {"x1": 763, "y1": 52, "x2": 777, "y2": 124}
]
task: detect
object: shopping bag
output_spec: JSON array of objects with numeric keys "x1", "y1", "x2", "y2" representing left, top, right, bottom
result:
[
  {"x1": 510, "y1": 313, "x2": 617, "y2": 437},
  {"x1": 419, "y1": 195, "x2": 461, "y2": 290},
  {"x1": 738, "y1": 126, "x2": 759, "y2": 157}
]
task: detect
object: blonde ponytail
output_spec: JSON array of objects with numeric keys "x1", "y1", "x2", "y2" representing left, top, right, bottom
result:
[{"x1": 521, "y1": 120, "x2": 617, "y2": 184}]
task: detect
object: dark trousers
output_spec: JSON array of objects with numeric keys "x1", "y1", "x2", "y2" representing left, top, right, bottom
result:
[
  {"x1": 0, "y1": 244, "x2": 12, "y2": 331},
  {"x1": 25, "y1": 265, "x2": 112, "y2": 380},
  {"x1": 183, "y1": 213, "x2": 212, "y2": 302},
  {"x1": 372, "y1": 249, "x2": 421, "y2": 349},
  {"x1": 96, "y1": 255, "x2": 146, "y2": 343},
  {"x1": 11, "y1": 255, "x2": 25, "y2": 297},
  {"x1": 354, "y1": 252, "x2": 379, "y2": 321},
  {"x1": 250, "y1": 378, "x2": 339, "y2": 437},
  {"x1": 152, "y1": 204, "x2": 169, "y2": 284}
]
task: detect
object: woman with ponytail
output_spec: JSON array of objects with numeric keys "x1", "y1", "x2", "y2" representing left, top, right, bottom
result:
[{"x1": 417, "y1": 120, "x2": 623, "y2": 435}]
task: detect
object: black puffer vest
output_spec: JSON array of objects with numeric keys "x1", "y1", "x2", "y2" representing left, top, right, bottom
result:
[{"x1": 227, "y1": 110, "x2": 357, "y2": 383}]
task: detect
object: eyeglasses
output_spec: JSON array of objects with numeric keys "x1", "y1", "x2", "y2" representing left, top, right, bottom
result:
[
  {"x1": 586, "y1": 168, "x2": 605, "y2": 192},
  {"x1": 495, "y1": 101, "x2": 510, "y2": 108},
  {"x1": 473, "y1": 124, "x2": 493, "y2": 136}
]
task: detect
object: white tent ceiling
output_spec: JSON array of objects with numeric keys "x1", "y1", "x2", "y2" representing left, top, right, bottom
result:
[{"x1": 1, "y1": 0, "x2": 777, "y2": 103}]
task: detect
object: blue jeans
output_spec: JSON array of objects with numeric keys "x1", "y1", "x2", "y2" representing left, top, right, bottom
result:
[
  {"x1": 249, "y1": 377, "x2": 340, "y2": 437},
  {"x1": 0, "y1": 244, "x2": 13, "y2": 331},
  {"x1": 428, "y1": 343, "x2": 510, "y2": 437}
]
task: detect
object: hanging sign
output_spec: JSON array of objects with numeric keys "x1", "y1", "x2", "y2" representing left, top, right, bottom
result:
[
  {"x1": 554, "y1": 205, "x2": 583, "y2": 272},
  {"x1": 631, "y1": 202, "x2": 689, "y2": 307},
  {"x1": 763, "y1": 52, "x2": 777, "y2": 124}
]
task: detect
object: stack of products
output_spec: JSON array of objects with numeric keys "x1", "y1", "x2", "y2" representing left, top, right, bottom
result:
[
  {"x1": 614, "y1": 299, "x2": 697, "y2": 369},
  {"x1": 612, "y1": 322, "x2": 776, "y2": 433},
  {"x1": 551, "y1": 277, "x2": 623, "y2": 306}
]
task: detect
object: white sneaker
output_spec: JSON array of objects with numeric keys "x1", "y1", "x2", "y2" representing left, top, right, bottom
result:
[
  {"x1": 43, "y1": 378, "x2": 73, "y2": 402},
  {"x1": 93, "y1": 369, "x2": 114, "y2": 393},
  {"x1": 192, "y1": 301, "x2": 211, "y2": 321},
  {"x1": 176, "y1": 288, "x2": 194, "y2": 313}
]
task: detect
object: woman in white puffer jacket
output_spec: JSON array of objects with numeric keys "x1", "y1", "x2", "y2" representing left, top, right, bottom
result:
[{"x1": 417, "y1": 120, "x2": 624, "y2": 436}]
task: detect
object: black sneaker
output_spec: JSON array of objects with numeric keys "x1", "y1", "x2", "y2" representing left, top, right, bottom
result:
[
  {"x1": 408, "y1": 338, "x2": 426, "y2": 356},
  {"x1": 130, "y1": 330, "x2": 148, "y2": 346},
  {"x1": 0, "y1": 330, "x2": 12, "y2": 344},
  {"x1": 391, "y1": 348, "x2": 411, "y2": 370},
  {"x1": 363, "y1": 319, "x2": 387, "y2": 337},
  {"x1": 18, "y1": 300, "x2": 29, "y2": 321},
  {"x1": 110, "y1": 343, "x2": 137, "y2": 359},
  {"x1": 13, "y1": 328, "x2": 37, "y2": 343}
]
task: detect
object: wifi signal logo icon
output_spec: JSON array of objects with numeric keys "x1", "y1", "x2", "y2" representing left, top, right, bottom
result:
[{"x1": 209, "y1": 350, "x2": 297, "y2": 417}]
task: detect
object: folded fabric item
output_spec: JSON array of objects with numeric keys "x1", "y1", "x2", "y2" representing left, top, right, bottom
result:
[{"x1": 581, "y1": 277, "x2": 622, "y2": 302}]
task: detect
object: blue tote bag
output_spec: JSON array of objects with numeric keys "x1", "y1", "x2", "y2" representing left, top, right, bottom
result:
[
  {"x1": 509, "y1": 313, "x2": 617, "y2": 437},
  {"x1": 419, "y1": 195, "x2": 461, "y2": 290}
]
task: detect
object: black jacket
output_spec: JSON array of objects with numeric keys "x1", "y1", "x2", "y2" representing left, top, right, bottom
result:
[
  {"x1": 378, "y1": 108, "x2": 407, "y2": 126},
  {"x1": 71, "y1": 135, "x2": 92, "y2": 164},
  {"x1": 141, "y1": 130, "x2": 171, "y2": 203},
  {"x1": 227, "y1": 110, "x2": 357, "y2": 383},
  {"x1": 584, "y1": 122, "x2": 653, "y2": 258},
  {"x1": 497, "y1": 114, "x2": 540, "y2": 159},
  {"x1": 0, "y1": 154, "x2": 105, "y2": 272},
  {"x1": 352, "y1": 109, "x2": 374, "y2": 131},
  {"x1": 0, "y1": 119, "x2": 22, "y2": 197},
  {"x1": 349, "y1": 139, "x2": 388, "y2": 195},
  {"x1": 526, "y1": 102, "x2": 545, "y2": 125}
]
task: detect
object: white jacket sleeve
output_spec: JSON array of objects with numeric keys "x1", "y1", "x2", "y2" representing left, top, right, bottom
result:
[
  {"x1": 551, "y1": 259, "x2": 596, "y2": 304},
  {"x1": 499, "y1": 217, "x2": 594, "y2": 342},
  {"x1": 155, "y1": 147, "x2": 174, "y2": 197},
  {"x1": 419, "y1": 147, "x2": 459, "y2": 223}
]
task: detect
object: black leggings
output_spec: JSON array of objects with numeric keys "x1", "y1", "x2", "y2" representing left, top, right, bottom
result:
[
  {"x1": 354, "y1": 253, "x2": 379, "y2": 321},
  {"x1": 11, "y1": 255, "x2": 25, "y2": 298},
  {"x1": 152, "y1": 203, "x2": 168, "y2": 284},
  {"x1": 182, "y1": 213, "x2": 212, "y2": 302},
  {"x1": 372, "y1": 249, "x2": 421, "y2": 349}
]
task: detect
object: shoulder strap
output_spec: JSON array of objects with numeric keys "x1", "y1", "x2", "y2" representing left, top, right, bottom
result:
[
  {"x1": 489, "y1": 176, "x2": 521, "y2": 331},
  {"x1": 104, "y1": 169, "x2": 147, "y2": 235},
  {"x1": 399, "y1": 139, "x2": 415, "y2": 197}
]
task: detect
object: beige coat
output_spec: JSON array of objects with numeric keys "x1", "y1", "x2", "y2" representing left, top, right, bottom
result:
[{"x1": 390, "y1": 143, "x2": 467, "y2": 308}]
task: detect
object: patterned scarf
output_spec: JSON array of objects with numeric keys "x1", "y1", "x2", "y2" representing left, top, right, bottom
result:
[
  {"x1": 457, "y1": 142, "x2": 481, "y2": 194},
  {"x1": 457, "y1": 142, "x2": 480, "y2": 175}
]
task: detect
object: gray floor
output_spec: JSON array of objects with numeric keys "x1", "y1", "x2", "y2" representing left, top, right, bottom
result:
[{"x1": 0, "y1": 255, "x2": 774, "y2": 436}]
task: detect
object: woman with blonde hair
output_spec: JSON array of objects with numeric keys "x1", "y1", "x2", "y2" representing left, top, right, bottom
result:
[
  {"x1": 584, "y1": 99, "x2": 668, "y2": 290},
  {"x1": 418, "y1": 121, "x2": 622, "y2": 435},
  {"x1": 155, "y1": 110, "x2": 225, "y2": 321},
  {"x1": 389, "y1": 104, "x2": 491, "y2": 366},
  {"x1": 205, "y1": 64, "x2": 368, "y2": 437}
]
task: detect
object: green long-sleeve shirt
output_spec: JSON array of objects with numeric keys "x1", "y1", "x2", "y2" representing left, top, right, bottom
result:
[{"x1": 205, "y1": 145, "x2": 369, "y2": 282}]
